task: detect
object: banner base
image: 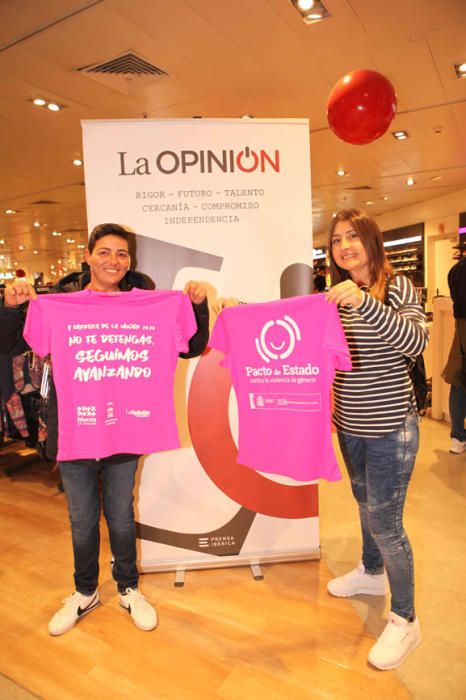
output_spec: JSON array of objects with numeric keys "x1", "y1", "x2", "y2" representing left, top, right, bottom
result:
[{"x1": 138, "y1": 548, "x2": 320, "y2": 575}]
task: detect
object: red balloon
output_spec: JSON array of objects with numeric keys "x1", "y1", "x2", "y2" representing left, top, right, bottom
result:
[{"x1": 326, "y1": 69, "x2": 397, "y2": 145}]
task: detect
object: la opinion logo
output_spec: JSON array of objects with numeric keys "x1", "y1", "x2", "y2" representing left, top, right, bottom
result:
[{"x1": 255, "y1": 315, "x2": 301, "y2": 363}]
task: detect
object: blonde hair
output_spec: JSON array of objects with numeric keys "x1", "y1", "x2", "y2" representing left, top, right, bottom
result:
[{"x1": 327, "y1": 208, "x2": 393, "y2": 301}]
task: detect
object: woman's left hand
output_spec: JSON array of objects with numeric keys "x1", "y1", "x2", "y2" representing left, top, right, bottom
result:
[
  {"x1": 183, "y1": 280, "x2": 207, "y2": 305},
  {"x1": 325, "y1": 280, "x2": 364, "y2": 308}
]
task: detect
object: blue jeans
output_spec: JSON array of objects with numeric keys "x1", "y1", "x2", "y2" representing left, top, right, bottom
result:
[
  {"x1": 337, "y1": 410, "x2": 419, "y2": 621},
  {"x1": 449, "y1": 384, "x2": 466, "y2": 441},
  {"x1": 59, "y1": 459, "x2": 139, "y2": 595}
]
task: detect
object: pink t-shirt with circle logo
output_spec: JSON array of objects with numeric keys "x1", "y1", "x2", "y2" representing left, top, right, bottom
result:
[
  {"x1": 24, "y1": 288, "x2": 197, "y2": 461},
  {"x1": 209, "y1": 295, "x2": 352, "y2": 481}
]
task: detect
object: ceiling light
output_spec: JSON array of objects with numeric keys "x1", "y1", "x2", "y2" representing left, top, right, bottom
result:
[
  {"x1": 454, "y1": 63, "x2": 466, "y2": 78},
  {"x1": 393, "y1": 130, "x2": 408, "y2": 140},
  {"x1": 14, "y1": 261, "x2": 18, "y2": 266},
  {"x1": 290, "y1": 0, "x2": 329, "y2": 23},
  {"x1": 0, "y1": 239, "x2": 5, "y2": 244},
  {"x1": 5, "y1": 209, "x2": 16, "y2": 214},
  {"x1": 77, "y1": 244, "x2": 85, "y2": 249},
  {"x1": 18, "y1": 245, "x2": 25, "y2": 251},
  {"x1": 52, "y1": 230, "x2": 62, "y2": 236},
  {"x1": 33, "y1": 221, "x2": 40, "y2": 228},
  {"x1": 241, "y1": 114, "x2": 255, "y2": 119},
  {"x1": 336, "y1": 169, "x2": 347, "y2": 177},
  {"x1": 50, "y1": 264, "x2": 55, "y2": 269},
  {"x1": 365, "y1": 200, "x2": 374, "y2": 206},
  {"x1": 431, "y1": 175, "x2": 442, "y2": 181},
  {"x1": 406, "y1": 177, "x2": 415, "y2": 186},
  {"x1": 73, "y1": 158, "x2": 83, "y2": 166},
  {"x1": 384, "y1": 235, "x2": 422, "y2": 248},
  {"x1": 30, "y1": 98, "x2": 65, "y2": 110},
  {"x1": 66, "y1": 238, "x2": 75, "y2": 243},
  {"x1": 33, "y1": 250, "x2": 39, "y2": 254},
  {"x1": 382, "y1": 195, "x2": 389, "y2": 200},
  {"x1": 332, "y1": 213, "x2": 337, "y2": 218}
]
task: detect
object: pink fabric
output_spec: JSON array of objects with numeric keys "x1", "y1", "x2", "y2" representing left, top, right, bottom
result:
[
  {"x1": 24, "y1": 288, "x2": 197, "y2": 460},
  {"x1": 209, "y1": 295, "x2": 352, "y2": 482}
]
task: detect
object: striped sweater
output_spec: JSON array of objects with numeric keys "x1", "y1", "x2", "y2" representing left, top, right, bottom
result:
[{"x1": 333, "y1": 275, "x2": 429, "y2": 437}]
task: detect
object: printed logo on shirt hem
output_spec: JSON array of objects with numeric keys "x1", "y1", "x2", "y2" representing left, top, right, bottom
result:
[
  {"x1": 126, "y1": 409, "x2": 151, "y2": 418},
  {"x1": 77, "y1": 405, "x2": 97, "y2": 425}
]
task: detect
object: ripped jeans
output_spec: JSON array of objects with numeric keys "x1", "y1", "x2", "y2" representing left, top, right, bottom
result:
[{"x1": 337, "y1": 409, "x2": 419, "y2": 621}]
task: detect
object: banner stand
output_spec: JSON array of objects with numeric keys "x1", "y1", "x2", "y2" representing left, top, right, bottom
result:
[{"x1": 82, "y1": 117, "x2": 316, "y2": 577}]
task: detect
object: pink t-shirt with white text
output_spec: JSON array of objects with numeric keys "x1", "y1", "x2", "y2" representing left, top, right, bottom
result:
[
  {"x1": 209, "y1": 295, "x2": 352, "y2": 481},
  {"x1": 24, "y1": 288, "x2": 197, "y2": 461}
]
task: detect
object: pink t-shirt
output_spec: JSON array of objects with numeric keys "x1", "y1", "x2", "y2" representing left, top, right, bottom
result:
[
  {"x1": 24, "y1": 288, "x2": 197, "y2": 461},
  {"x1": 209, "y1": 295, "x2": 352, "y2": 481}
]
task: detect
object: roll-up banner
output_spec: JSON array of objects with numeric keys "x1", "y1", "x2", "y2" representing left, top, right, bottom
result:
[{"x1": 81, "y1": 118, "x2": 317, "y2": 572}]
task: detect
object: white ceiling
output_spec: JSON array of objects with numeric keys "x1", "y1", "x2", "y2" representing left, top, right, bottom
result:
[{"x1": 1, "y1": 0, "x2": 466, "y2": 278}]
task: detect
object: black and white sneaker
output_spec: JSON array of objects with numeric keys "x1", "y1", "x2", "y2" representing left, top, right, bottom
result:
[
  {"x1": 119, "y1": 587, "x2": 158, "y2": 631},
  {"x1": 48, "y1": 590, "x2": 100, "y2": 636}
]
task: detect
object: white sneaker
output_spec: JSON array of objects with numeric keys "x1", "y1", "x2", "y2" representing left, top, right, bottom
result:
[
  {"x1": 48, "y1": 590, "x2": 100, "y2": 636},
  {"x1": 119, "y1": 587, "x2": 158, "y2": 631},
  {"x1": 368, "y1": 612, "x2": 421, "y2": 670},
  {"x1": 449, "y1": 438, "x2": 465, "y2": 454},
  {"x1": 327, "y1": 562, "x2": 388, "y2": 597}
]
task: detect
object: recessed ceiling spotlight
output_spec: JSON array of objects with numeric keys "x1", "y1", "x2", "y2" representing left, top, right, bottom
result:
[
  {"x1": 365, "y1": 200, "x2": 374, "y2": 206},
  {"x1": 52, "y1": 230, "x2": 62, "y2": 237},
  {"x1": 290, "y1": 0, "x2": 329, "y2": 23},
  {"x1": 431, "y1": 175, "x2": 442, "y2": 181},
  {"x1": 332, "y1": 213, "x2": 337, "y2": 218},
  {"x1": 33, "y1": 250, "x2": 39, "y2": 254},
  {"x1": 33, "y1": 221, "x2": 40, "y2": 228},
  {"x1": 50, "y1": 264, "x2": 55, "y2": 269},
  {"x1": 5, "y1": 209, "x2": 16, "y2": 214},
  {"x1": 18, "y1": 245, "x2": 25, "y2": 251},
  {"x1": 242, "y1": 114, "x2": 255, "y2": 119},
  {"x1": 66, "y1": 238, "x2": 75, "y2": 243},
  {"x1": 393, "y1": 130, "x2": 408, "y2": 140},
  {"x1": 73, "y1": 158, "x2": 83, "y2": 166},
  {"x1": 0, "y1": 239, "x2": 5, "y2": 245},
  {"x1": 14, "y1": 261, "x2": 18, "y2": 266},
  {"x1": 382, "y1": 195, "x2": 389, "y2": 200},
  {"x1": 77, "y1": 244, "x2": 85, "y2": 249},
  {"x1": 30, "y1": 98, "x2": 65, "y2": 110},
  {"x1": 336, "y1": 169, "x2": 347, "y2": 177},
  {"x1": 454, "y1": 63, "x2": 466, "y2": 78},
  {"x1": 406, "y1": 176, "x2": 415, "y2": 186}
]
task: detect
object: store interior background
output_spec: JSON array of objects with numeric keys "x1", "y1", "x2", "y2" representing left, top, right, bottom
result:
[{"x1": 0, "y1": 1, "x2": 465, "y2": 699}]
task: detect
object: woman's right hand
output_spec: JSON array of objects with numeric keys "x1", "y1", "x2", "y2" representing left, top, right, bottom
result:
[
  {"x1": 3, "y1": 280, "x2": 37, "y2": 307},
  {"x1": 212, "y1": 297, "x2": 241, "y2": 315}
]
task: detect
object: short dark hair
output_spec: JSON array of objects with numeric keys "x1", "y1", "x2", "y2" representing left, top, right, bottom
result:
[{"x1": 88, "y1": 223, "x2": 130, "y2": 253}]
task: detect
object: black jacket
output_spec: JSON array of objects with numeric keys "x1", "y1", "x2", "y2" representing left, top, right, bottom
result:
[
  {"x1": 0, "y1": 270, "x2": 209, "y2": 463},
  {"x1": 448, "y1": 256, "x2": 466, "y2": 319}
]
